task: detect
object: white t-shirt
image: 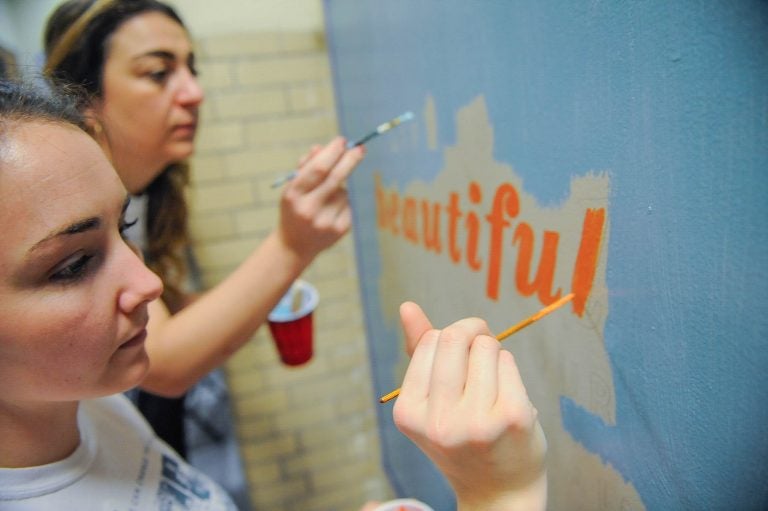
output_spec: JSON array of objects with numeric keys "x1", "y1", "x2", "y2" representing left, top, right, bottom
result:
[{"x1": 0, "y1": 394, "x2": 238, "y2": 511}]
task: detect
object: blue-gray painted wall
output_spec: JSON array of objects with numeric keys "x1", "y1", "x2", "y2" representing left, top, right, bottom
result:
[{"x1": 324, "y1": 1, "x2": 768, "y2": 509}]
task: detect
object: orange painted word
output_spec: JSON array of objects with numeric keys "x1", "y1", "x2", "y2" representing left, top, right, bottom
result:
[{"x1": 374, "y1": 174, "x2": 605, "y2": 316}]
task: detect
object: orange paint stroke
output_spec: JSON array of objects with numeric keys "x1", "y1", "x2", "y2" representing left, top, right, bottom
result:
[
  {"x1": 403, "y1": 197, "x2": 419, "y2": 243},
  {"x1": 485, "y1": 183, "x2": 519, "y2": 299},
  {"x1": 421, "y1": 200, "x2": 442, "y2": 253},
  {"x1": 570, "y1": 208, "x2": 606, "y2": 316},
  {"x1": 447, "y1": 192, "x2": 462, "y2": 264},
  {"x1": 513, "y1": 223, "x2": 562, "y2": 305}
]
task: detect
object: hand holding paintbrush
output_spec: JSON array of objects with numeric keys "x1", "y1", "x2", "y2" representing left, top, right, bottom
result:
[
  {"x1": 271, "y1": 112, "x2": 413, "y2": 259},
  {"x1": 271, "y1": 111, "x2": 414, "y2": 188},
  {"x1": 390, "y1": 300, "x2": 551, "y2": 510},
  {"x1": 380, "y1": 293, "x2": 574, "y2": 403}
]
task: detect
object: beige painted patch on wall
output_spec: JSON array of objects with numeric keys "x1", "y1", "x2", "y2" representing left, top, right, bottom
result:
[{"x1": 170, "y1": 0, "x2": 325, "y2": 35}]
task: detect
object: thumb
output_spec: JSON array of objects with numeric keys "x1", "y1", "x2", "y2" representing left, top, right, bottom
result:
[{"x1": 399, "y1": 301, "x2": 434, "y2": 357}]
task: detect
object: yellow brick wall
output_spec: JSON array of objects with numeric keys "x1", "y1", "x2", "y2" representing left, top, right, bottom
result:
[{"x1": 188, "y1": 30, "x2": 395, "y2": 510}]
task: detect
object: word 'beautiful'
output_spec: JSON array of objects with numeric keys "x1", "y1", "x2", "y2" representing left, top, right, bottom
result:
[{"x1": 375, "y1": 174, "x2": 606, "y2": 316}]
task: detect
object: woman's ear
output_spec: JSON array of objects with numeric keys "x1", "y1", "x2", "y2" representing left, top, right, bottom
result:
[
  {"x1": 81, "y1": 104, "x2": 113, "y2": 163},
  {"x1": 82, "y1": 107, "x2": 103, "y2": 137}
]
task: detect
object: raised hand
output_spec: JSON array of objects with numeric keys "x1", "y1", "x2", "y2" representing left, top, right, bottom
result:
[
  {"x1": 278, "y1": 137, "x2": 365, "y2": 260},
  {"x1": 392, "y1": 302, "x2": 548, "y2": 511}
]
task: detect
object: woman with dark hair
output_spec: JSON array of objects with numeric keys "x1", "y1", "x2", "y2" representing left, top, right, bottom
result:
[
  {"x1": 0, "y1": 78, "x2": 547, "y2": 510},
  {"x1": 44, "y1": 1, "x2": 196, "y2": 310},
  {"x1": 43, "y1": 1, "x2": 365, "y2": 507}
]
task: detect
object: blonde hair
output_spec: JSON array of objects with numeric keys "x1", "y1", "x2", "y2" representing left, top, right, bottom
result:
[{"x1": 43, "y1": 0, "x2": 114, "y2": 77}]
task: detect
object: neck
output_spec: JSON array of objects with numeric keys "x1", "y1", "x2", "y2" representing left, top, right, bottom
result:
[{"x1": 0, "y1": 400, "x2": 80, "y2": 468}]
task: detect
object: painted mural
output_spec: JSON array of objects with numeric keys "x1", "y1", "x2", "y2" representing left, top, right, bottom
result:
[
  {"x1": 375, "y1": 96, "x2": 644, "y2": 510},
  {"x1": 324, "y1": 1, "x2": 768, "y2": 510}
]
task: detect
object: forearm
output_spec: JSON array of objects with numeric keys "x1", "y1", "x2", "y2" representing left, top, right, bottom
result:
[{"x1": 140, "y1": 230, "x2": 314, "y2": 396}]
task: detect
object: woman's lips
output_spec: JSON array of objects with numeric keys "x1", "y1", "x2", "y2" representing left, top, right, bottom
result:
[
  {"x1": 172, "y1": 123, "x2": 197, "y2": 138},
  {"x1": 119, "y1": 328, "x2": 147, "y2": 349}
]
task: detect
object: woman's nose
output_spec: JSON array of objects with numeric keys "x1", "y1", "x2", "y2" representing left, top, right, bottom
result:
[
  {"x1": 119, "y1": 242, "x2": 164, "y2": 313},
  {"x1": 177, "y1": 68, "x2": 204, "y2": 106}
]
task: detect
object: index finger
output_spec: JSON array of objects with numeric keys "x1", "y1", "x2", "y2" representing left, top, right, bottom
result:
[
  {"x1": 288, "y1": 137, "x2": 346, "y2": 193},
  {"x1": 429, "y1": 318, "x2": 490, "y2": 404},
  {"x1": 310, "y1": 143, "x2": 365, "y2": 197},
  {"x1": 290, "y1": 137, "x2": 364, "y2": 194},
  {"x1": 297, "y1": 144, "x2": 323, "y2": 168}
]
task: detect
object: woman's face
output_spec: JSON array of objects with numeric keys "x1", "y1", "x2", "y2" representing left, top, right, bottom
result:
[
  {"x1": 90, "y1": 11, "x2": 204, "y2": 194},
  {"x1": 0, "y1": 121, "x2": 163, "y2": 403}
]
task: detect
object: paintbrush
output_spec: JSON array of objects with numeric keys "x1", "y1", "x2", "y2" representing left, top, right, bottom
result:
[
  {"x1": 378, "y1": 293, "x2": 575, "y2": 404},
  {"x1": 270, "y1": 111, "x2": 415, "y2": 188}
]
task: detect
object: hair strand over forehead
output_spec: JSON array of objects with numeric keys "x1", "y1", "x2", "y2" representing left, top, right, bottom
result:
[{"x1": 0, "y1": 79, "x2": 85, "y2": 133}]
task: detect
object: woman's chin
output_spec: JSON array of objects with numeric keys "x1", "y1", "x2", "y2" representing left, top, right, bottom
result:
[
  {"x1": 111, "y1": 351, "x2": 151, "y2": 392},
  {"x1": 167, "y1": 140, "x2": 196, "y2": 160}
]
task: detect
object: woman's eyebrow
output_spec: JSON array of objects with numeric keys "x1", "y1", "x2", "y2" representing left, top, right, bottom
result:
[
  {"x1": 134, "y1": 49, "x2": 184, "y2": 61},
  {"x1": 28, "y1": 217, "x2": 101, "y2": 254}
]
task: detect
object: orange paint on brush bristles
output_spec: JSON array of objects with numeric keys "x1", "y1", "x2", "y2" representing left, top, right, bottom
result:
[{"x1": 378, "y1": 293, "x2": 575, "y2": 404}]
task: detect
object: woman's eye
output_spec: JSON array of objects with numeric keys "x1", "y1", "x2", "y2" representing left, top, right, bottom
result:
[
  {"x1": 50, "y1": 254, "x2": 94, "y2": 282},
  {"x1": 120, "y1": 217, "x2": 138, "y2": 238},
  {"x1": 147, "y1": 69, "x2": 170, "y2": 84}
]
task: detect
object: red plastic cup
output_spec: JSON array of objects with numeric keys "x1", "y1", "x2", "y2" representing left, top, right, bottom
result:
[
  {"x1": 267, "y1": 280, "x2": 319, "y2": 366},
  {"x1": 373, "y1": 499, "x2": 435, "y2": 511}
]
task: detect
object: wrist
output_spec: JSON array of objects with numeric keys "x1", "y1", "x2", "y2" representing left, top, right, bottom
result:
[
  {"x1": 269, "y1": 229, "x2": 315, "y2": 271},
  {"x1": 456, "y1": 470, "x2": 547, "y2": 511}
]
